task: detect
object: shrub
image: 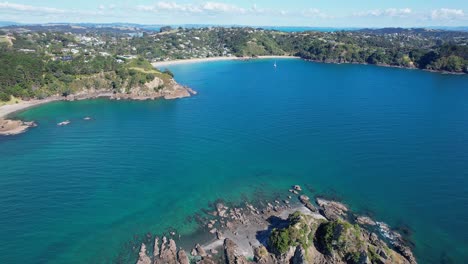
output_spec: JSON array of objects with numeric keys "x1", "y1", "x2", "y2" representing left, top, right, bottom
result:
[
  {"x1": 163, "y1": 69, "x2": 174, "y2": 78},
  {"x1": 267, "y1": 212, "x2": 312, "y2": 255},
  {"x1": 0, "y1": 91, "x2": 10, "y2": 101}
]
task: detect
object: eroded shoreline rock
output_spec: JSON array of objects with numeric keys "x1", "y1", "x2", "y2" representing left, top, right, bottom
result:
[{"x1": 136, "y1": 188, "x2": 417, "y2": 264}]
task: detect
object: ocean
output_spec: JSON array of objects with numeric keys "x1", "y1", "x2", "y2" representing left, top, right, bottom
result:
[{"x1": 0, "y1": 59, "x2": 467, "y2": 263}]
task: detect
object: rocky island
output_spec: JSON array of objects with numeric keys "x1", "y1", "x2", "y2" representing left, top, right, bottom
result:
[{"x1": 136, "y1": 186, "x2": 416, "y2": 264}]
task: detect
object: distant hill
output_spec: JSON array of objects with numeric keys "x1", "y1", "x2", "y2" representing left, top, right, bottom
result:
[
  {"x1": 357, "y1": 27, "x2": 468, "y2": 38},
  {"x1": 0, "y1": 21, "x2": 21, "y2": 27}
]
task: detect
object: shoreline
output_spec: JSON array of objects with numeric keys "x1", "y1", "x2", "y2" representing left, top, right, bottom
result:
[
  {"x1": 0, "y1": 97, "x2": 63, "y2": 120},
  {"x1": 152, "y1": 56, "x2": 299, "y2": 68},
  {"x1": 152, "y1": 55, "x2": 466, "y2": 75},
  {"x1": 0, "y1": 87, "x2": 196, "y2": 136},
  {"x1": 136, "y1": 186, "x2": 417, "y2": 264}
]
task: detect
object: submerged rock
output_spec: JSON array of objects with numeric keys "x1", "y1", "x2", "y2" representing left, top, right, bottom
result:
[{"x1": 293, "y1": 185, "x2": 302, "y2": 192}]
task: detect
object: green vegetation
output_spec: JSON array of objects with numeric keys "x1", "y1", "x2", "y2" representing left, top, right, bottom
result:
[
  {"x1": 314, "y1": 220, "x2": 366, "y2": 258},
  {"x1": 0, "y1": 43, "x2": 170, "y2": 100},
  {"x1": 0, "y1": 26, "x2": 466, "y2": 101},
  {"x1": 267, "y1": 212, "x2": 315, "y2": 255}
]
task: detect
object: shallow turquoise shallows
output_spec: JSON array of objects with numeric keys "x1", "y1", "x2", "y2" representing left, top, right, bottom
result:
[{"x1": 0, "y1": 59, "x2": 467, "y2": 264}]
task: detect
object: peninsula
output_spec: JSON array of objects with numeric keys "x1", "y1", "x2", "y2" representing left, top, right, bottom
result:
[
  {"x1": 0, "y1": 56, "x2": 196, "y2": 135},
  {"x1": 135, "y1": 186, "x2": 416, "y2": 264}
]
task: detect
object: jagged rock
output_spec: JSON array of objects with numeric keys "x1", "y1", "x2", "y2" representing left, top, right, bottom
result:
[
  {"x1": 153, "y1": 237, "x2": 159, "y2": 258},
  {"x1": 316, "y1": 198, "x2": 348, "y2": 220},
  {"x1": 224, "y1": 239, "x2": 249, "y2": 264},
  {"x1": 293, "y1": 185, "x2": 302, "y2": 192},
  {"x1": 197, "y1": 256, "x2": 217, "y2": 264},
  {"x1": 299, "y1": 195, "x2": 317, "y2": 212},
  {"x1": 0, "y1": 119, "x2": 38, "y2": 135},
  {"x1": 136, "y1": 243, "x2": 151, "y2": 264},
  {"x1": 177, "y1": 249, "x2": 189, "y2": 264},
  {"x1": 195, "y1": 243, "x2": 207, "y2": 257},
  {"x1": 158, "y1": 238, "x2": 178, "y2": 264},
  {"x1": 253, "y1": 245, "x2": 277, "y2": 263},
  {"x1": 160, "y1": 237, "x2": 167, "y2": 255},
  {"x1": 210, "y1": 249, "x2": 218, "y2": 254},
  {"x1": 291, "y1": 246, "x2": 307, "y2": 264},
  {"x1": 216, "y1": 230, "x2": 224, "y2": 240},
  {"x1": 191, "y1": 248, "x2": 198, "y2": 256},
  {"x1": 393, "y1": 241, "x2": 417, "y2": 264},
  {"x1": 356, "y1": 216, "x2": 376, "y2": 226}
]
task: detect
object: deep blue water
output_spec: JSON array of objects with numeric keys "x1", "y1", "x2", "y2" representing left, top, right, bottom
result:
[{"x1": 0, "y1": 59, "x2": 467, "y2": 263}]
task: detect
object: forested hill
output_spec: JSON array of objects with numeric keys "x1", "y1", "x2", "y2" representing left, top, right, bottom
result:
[{"x1": 0, "y1": 25, "x2": 467, "y2": 102}]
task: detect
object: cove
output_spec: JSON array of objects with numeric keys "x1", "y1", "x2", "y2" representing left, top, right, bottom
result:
[{"x1": 0, "y1": 59, "x2": 467, "y2": 264}]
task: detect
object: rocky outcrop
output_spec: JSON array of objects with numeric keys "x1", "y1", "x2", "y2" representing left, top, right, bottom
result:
[
  {"x1": 253, "y1": 246, "x2": 276, "y2": 263},
  {"x1": 291, "y1": 246, "x2": 307, "y2": 264},
  {"x1": 316, "y1": 198, "x2": 348, "y2": 221},
  {"x1": 298, "y1": 195, "x2": 318, "y2": 212},
  {"x1": 136, "y1": 189, "x2": 416, "y2": 264},
  {"x1": 177, "y1": 249, "x2": 189, "y2": 264},
  {"x1": 150, "y1": 236, "x2": 186, "y2": 264},
  {"x1": 109, "y1": 76, "x2": 196, "y2": 101},
  {"x1": 158, "y1": 237, "x2": 178, "y2": 264},
  {"x1": 136, "y1": 244, "x2": 152, "y2": 264},
  {"x1": 0, "y1": 118, "x2": 37, "y2": 135},
  {"x1": 195, "y1": 243, "x2": 207, "y2": 257},
  {"x1": 224, "y1": 239, "x2": 249, "y2": 264}
]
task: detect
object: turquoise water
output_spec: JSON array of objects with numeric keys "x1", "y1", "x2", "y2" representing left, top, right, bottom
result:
[{"x1": 0, "y1": 59, "x2": 467, "y2": 264}]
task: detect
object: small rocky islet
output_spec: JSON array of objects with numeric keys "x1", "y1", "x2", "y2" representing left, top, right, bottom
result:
[{"x1": 136, "y1": 186, "x2": 416, "y2": 264}]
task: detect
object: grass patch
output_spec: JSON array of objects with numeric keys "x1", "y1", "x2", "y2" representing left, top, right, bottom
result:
[{"x1": 0, "y1": 95, "x2": 21, "y2": 106}]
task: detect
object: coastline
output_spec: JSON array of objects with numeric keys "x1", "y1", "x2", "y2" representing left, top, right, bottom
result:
[
  {"x1": 0, "y1": 97, "x2": 62, "y2": 120},
  {"x1": 0, "y1": 86, "x2": 196, "y2": 136},
  {"x1": 152, "y1": 55, "x2": 299, "y2": 68},
  {"x1": 136, "y1": 186, "x2": 417, "y2": 264},
  {"x1": 152, "y1": 55, "x2": 466, "y2": 75}
]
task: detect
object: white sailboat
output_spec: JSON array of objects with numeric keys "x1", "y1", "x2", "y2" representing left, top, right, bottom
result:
[{"x1": 274, "y1": 61, "x2": 277, "y2": 68}]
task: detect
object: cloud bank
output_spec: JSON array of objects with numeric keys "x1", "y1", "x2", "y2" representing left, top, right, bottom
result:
[{"x1": 0, "y1": 1, "x2": 465, "y2": 26}]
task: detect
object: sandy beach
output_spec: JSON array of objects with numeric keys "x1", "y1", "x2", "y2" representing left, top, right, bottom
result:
[
  {"x1": 0, "y1": 97, "x2": 61, "y2": 119},
  {"x1": 152, "y1": 55, "x2": 300, "y2": 68},
  {"x1": 0, "y1": 98, "x2": 63, "y2": 135}
]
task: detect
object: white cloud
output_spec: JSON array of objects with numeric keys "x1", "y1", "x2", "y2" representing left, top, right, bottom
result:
[
  {"x1": 302, "y1": 8, "x2": 330, "y2": 18},
  {"x1": 136, "y1": 1, "x2": 247, "y2": 14},
  {"x1": 354, "y1": 8, "x2": 412, "y2": 17},
  {"x1": 0, "y1": 1, "x2": 65, "y2": 14},
  {"x1": 202, "y1": 2, "x2": 245, "y2": 14},
  {"x1": 431, "y1": 8, "x2": 465, "y2": 20}
]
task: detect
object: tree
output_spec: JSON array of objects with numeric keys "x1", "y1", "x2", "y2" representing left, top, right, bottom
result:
[{"x1": 0, "y1": 92, "x2": 10, "y2": 102}]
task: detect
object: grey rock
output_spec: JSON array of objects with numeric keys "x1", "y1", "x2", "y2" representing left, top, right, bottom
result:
[{"x1": 136, "y1": 243, "x2": 151, "y2": 264}]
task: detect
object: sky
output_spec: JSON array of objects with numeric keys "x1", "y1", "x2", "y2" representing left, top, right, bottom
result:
[{"x1": 0, "y1": 0, "x2": 467, "y2": 27}]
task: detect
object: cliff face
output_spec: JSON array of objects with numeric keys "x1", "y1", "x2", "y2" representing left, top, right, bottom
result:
[
  {"x1": 63, "y1": 73, "x2": 196, "y2": 101},
  {"x1": 134, "y1": 187, "x2": 417, "y2": 264}
]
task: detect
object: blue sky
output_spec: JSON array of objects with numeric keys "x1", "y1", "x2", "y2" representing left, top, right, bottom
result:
[{"x1": 0, "y1": 0, "x2": 467, "y2": 27}]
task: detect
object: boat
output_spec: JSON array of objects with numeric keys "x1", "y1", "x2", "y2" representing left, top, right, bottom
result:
[
  {"x1": 57, "y1": 120, "x2": 71, "y2": 126},
  {"x1": 274, "y1": 61, "x2": 277, "y2": 68},
  {"x1": 83, "y1": 117, "x2": 92, "y2": 121}
]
